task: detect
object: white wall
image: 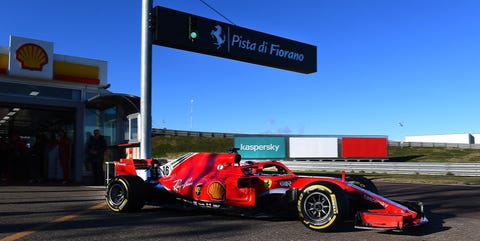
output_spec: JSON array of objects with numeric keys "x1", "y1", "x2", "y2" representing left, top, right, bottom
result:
[{"x1": 289, "y1": 137, "x2": 339, "y2": 158}]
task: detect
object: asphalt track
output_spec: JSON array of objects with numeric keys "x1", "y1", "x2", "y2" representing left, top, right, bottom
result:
[{"x1": 0, "y1": 182, "x2": 479, "y2": 241}]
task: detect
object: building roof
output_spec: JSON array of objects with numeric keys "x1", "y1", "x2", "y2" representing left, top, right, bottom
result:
[{"x1": 86, "y1": 93, "x2": 139, "y2": 115}]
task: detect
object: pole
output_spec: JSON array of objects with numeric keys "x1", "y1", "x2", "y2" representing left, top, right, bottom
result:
[{"x1": 140, "y1": 0, "x2": 152, "y2": 158}]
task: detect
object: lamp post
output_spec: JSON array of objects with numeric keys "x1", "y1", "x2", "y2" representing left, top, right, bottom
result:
[{"x1": 140, "y1": 0, "x2": 152, "y2": 159}]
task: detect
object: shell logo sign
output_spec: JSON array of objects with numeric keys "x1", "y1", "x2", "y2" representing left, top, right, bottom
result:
[
  {"x1": 8, "y1": 36, "x2": 53, "y2": 79},
  {"x1": 207, "y1": 182, "x2": 225, "y2": 200},
  {"x1": 2, "y1": 35, "x2": 105, "y2": 85},
  {"x1": 15, "y1": 43, "x2": 49, "y2": 71}
]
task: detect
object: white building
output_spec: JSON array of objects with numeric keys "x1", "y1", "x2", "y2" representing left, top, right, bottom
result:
[{"x1": 405, "y1": 133, "x2": 476, "y2": 144}]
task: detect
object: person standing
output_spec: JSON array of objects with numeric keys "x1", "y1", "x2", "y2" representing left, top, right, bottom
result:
[
  {"x1": 11, "y1": 132, "x2": 27, "y2": 181},
  {"x1": 87, "y1": 129, "x2": 107, "y2": 185},
  {"x1": 58, "y1": 130, "x2": 71, "y2": 184},
  {"x1": 47, "y1": 133, "x2": 60, "y2": 181}
]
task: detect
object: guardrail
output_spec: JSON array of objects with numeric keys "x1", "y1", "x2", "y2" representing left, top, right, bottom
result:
[
  {"x1": 277, "y1": 161, "x2": 480, "y2": 177},
  {"x1": 105, "y1": 160, "x2": 480, "y2": 179}
]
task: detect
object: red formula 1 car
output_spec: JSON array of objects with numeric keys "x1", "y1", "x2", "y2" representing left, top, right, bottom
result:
[{"x1": 105, "y1": 149, "x2": 428, "y2": 231}]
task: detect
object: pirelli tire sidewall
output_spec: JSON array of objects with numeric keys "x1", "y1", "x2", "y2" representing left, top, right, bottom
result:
[
  {"x1": 106, "y1": 175, "x2": 147, "y2": 212},
  {"x1": 297, "y1": 181, "x2": 349, "y2": 231}
]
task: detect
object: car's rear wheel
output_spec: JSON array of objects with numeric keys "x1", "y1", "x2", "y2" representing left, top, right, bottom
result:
[
  {"x1": 297, "y1": 182, "x2": 348, "y2": 231},
  {"x1": 106, "y1": 175, "x2": 147, "y2": 212}
]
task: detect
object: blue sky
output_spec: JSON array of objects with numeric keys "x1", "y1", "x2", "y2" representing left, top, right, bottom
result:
[{"x1": 2, "y1": 0, "x2": 480, "y2": 141}]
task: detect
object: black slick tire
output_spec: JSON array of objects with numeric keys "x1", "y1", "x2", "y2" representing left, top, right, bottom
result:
[
  {"x1": 297, "y1": 181, "x2": 349, "y2": 231},
  {"x1": 105, "y1": 175, "x2": 147, "y2": 212}
]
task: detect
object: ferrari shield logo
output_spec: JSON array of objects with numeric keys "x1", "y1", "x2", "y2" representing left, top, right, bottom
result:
[
  {"x1": 195, "y1": 184, "x2": 203, "y2": 196},
  {"x1": 264, "y1": 179, "x2": 272, "y2": 190}
]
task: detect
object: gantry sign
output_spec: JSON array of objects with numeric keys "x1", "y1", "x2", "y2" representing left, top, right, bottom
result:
[{"x1": 153, "y1": 6, "x2": 317, "y2": 74}]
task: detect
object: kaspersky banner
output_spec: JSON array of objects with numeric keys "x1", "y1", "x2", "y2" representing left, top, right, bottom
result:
[{"x1": 235, "y1": 137, "x2": 286, "y2": 159}]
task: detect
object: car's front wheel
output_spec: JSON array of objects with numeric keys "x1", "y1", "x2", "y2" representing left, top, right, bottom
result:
[
  {"x1": 106, "y1": 175, "x2": 147, "y2": 212},
  {"x1": 346, "y1": 175, "x2": 378, "y2": 194},
  {"x1": 297, "y1": 182, "x2": 348, "y2": 231}
]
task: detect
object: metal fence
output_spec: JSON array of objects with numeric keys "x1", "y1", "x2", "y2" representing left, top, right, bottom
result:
[
  {"x1": 152, "y1": 128, "x2": 235, "y2": 138},
  {"x1": 389, "y1": 141, "x2": 480, "y2": 149},
  {"x1": 278, "y1": 161, "x2": 480, "y2": 177}
]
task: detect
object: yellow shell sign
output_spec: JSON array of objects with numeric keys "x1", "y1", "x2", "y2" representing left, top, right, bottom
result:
[
  {"x1": 4, "y1": 35, "x2": 105, "y2": 85},
  {"x1": 15, "y1": 43, "x2": 48, "y2": 71},
  {"x1": 8, "y1": 36, "x2": 53, "y2": 79},
  {"x1": 208, "y1": 182, "x2": 225, "y2": 200}
]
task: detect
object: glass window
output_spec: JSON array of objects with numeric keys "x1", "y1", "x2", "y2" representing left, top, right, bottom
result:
[
  {"x1": 85, "y1": 91, "x2": 98, "y2": 100},
  {"x1": 126, "y1": 113, "x2": 140, "y2": 143},
  {"x1": 130, "y1": 117, "x2": 138, "y2": 140},
  {"x1": 123, "y1": 119, "x2": 129, "y2": 141},
  {"x1": 85, "y1": 106, "x2": 117, "y2": 146}
]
